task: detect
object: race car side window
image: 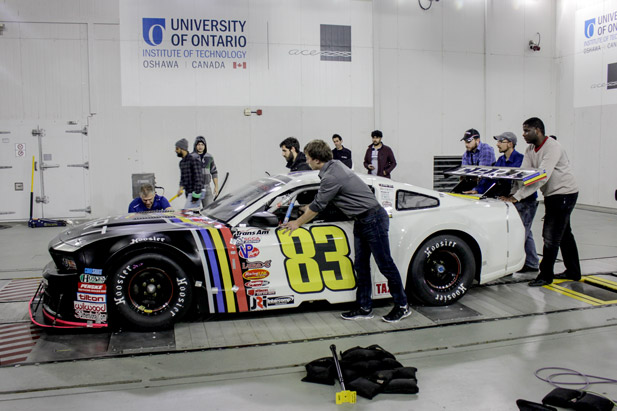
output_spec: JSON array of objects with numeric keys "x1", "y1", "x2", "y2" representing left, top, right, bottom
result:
[
  {"x1": 266, "y1": 188, "x2": 350, "y2": 223},
  {"x1": 396, "y1": 190, "x2": 439, "y2": 211}
]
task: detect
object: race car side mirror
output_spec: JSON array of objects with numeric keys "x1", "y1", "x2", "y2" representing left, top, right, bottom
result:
[{"x1": 247, "y1": 211, "x2": 279, "y2": 228}]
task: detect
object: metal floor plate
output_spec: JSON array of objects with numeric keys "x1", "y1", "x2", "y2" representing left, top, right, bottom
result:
[{"x1": 4, "y1": 270, "x2": 617, "y2": 367}]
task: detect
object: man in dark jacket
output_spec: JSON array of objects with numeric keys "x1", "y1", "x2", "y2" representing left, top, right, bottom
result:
[
  {"x1": 363, "y1": 130, "x2": 397, "y2": 179},
  {"x1": 280, "y1": 137, "x2": 311, "y2": 172},
  {"x1": 193, "y1": 136, "x2": 219, "y2": 207},
  {"x1": 332, "y1": 134, "x2": 352, "y2": 168},
  {"x1": 175, "y1": 138, "x2": 204, "y2": 209}
]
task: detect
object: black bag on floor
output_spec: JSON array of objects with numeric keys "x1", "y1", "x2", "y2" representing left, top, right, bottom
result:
[{"x1": 301, "y1": 357, "x2": 335, "y2": 385}]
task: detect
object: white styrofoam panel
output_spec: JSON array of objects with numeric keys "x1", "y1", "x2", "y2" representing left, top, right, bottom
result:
[
  {"x1": 0, "y1": 34, "x2": 24, "y2": 120},
  {"x1": 522, "y1": 0, "x2": 555, "y2": 59},
  {"x1": 573, "y1": 107, "x2": 602, "y2": 206},
  {"x1": 373, "y1": 0, "x2": 398, "y2": 49},
  {"x1": 486, "y1": 0, "x2": 525, "y2": 56},
  {"x1": 394, "y1": 48, "x2": 443, "y2": 187},
  {"x1": 374, "y1": 47, "x2": 398, "y2": 136},
  {"x1": 485, "y1": 54, "x2": 525, "y2": 140},
  {"x1": 555, "y1": 55, "x2": 575, "y2": 145},
  {"x1": 555, "y1": 0, "x2": 577, "y2": 58},
  {"x1": 599, "y1": 105, "x2": 617, "y2": 207},
  {"x1": 442, "y1": 51, "x2": 485, "y2": 149},
  {"x1": 522, "y1": 56, "x2": 555, "y2": 131},
  {"x1": 18, "y1": 35, "x2": 90, "y2": 119},
  {"x1": 443, "y1": 0, "x2": 485, "y2": 54},
  {"x1": 396, "y1": 0, "x2": 444, "y2": 52}
]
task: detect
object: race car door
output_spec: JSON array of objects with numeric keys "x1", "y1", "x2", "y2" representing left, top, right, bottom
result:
[{"x1": 234, "y1": 187, "x2": 357, "y2": 312}]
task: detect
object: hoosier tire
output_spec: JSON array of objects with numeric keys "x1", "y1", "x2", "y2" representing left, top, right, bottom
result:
[
  {"x1": 408, "y1": 234, "x2": 475, "y2": 306},
  {"x1": 111, "y1": 253, "x2": 193, "y2": 330}
]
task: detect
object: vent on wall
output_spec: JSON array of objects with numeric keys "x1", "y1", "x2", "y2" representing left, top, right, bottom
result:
[{"x1": 433, "y1": 156, "x2": 461, "y2": 192}]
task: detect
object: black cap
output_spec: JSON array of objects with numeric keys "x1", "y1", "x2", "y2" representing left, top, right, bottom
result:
[{"x1": 461, "y1": 128, "x2": 480, "y2": 142}]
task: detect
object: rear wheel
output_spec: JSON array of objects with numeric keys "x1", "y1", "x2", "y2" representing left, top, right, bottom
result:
[
  {"x1": 407, "y1": 234, "x2": 475, "y2": 306},
  {"x1": 110, "y1": 253, "x2": 193, "y2": 330}
]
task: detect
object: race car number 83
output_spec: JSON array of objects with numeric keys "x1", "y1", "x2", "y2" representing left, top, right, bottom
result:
[{"x1": 276, "y1": 226, "x2": 355, "y2": 293}]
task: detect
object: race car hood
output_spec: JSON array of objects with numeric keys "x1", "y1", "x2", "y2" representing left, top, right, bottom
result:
[{"x1": 51, "y1": 210, "x2": 223, "y2": 249}]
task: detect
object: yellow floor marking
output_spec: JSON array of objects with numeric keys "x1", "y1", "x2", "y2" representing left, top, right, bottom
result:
[{"x1": 544, "y1": 278, "x2": 617, "y2": 305}]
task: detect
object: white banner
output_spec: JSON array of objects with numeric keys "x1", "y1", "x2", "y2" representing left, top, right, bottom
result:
[
  {"x1": 574, "y1": 1, "x2": 617, "y2": 107},
  {"x1": 120, "y1": 0, "x2": 373, "y2": 107}
]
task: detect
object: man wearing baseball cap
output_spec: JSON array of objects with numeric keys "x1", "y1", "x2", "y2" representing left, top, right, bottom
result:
[
  {"x1": 461, "y1": 128, "x2": 495, "y2": 166},
  {"x1": 491, "y1": 132, "x2": 540, "y2": 274},
  {"x1": 175, "y1": 138, "x2": 204, "y2": 209},
  {"x1": 459, "y1": 128, "x2": 495, "y2": 192}
]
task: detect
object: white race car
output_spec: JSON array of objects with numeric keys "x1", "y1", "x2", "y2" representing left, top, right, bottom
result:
[{"x1": 32, "y1": 171, "x2": 525, "y2": 330}]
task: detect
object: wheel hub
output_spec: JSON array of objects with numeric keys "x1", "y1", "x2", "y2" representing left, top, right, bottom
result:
[
  {"x1": 425, "y1": 251, "x2": 462, "y2": 290},
  {"x1": 128, "y1": 267, "x2": 173, "y2": 313}
]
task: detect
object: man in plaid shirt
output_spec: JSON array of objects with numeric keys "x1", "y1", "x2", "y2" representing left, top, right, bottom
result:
[
  {"x1": 461, "y1": 128, "x2": 495, "y2": 166},
  {"x1": 175, "y1": 138, "x2": 204, "y2": 209},
  {"x1": 460, "y1": 128, "x2": 495, "y2": 193}
]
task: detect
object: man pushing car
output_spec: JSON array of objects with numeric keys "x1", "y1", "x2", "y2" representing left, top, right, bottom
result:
[{"x1": 280, "y1": 139, "x2": 412, "y2": 323}]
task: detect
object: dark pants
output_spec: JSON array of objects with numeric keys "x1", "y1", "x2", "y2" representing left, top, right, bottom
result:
[
  {"x1": 353, "y1": 206, "x2": 407, "y2": 309},
  {"x1": 514, "y1": 200, "x2": 540, "y2": 269},
  {"x1": 538, "y1": 193, "x2": 581, "y2": 281}
]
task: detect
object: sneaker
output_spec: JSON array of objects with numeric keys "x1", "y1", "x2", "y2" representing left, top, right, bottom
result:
[
  {"x1": 341, "y1": 307, "x2": 373, "y2": 320},
  {"x1": 517, "y1": 265, "x2": 539, "y2": 273},
  {"x1": 382, "y1": 304, "x2": 412, "y2": 323}
]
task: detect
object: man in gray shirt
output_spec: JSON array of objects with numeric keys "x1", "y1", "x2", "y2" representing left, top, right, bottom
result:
[
  {"x1": 281, "y1": 139, "x2": 411, "y2": 323},
  {"x1": 502, "y1": 117, "x2": 581, "y2": 287}
]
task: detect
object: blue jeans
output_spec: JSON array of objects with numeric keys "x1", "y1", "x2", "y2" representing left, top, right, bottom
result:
[
  {"x1": 201, "y1": 186, "x2": 214, "y2": 208},
  {"x1": 514, "y1": 200, "x2": 539, "y2": 269},
  {"x1": 184, "y1": 194, "x2": 202, "y2": 209},
  {"x1": 353, "y1": 206, "x2": 407, "y2": 309},
  {"x1": 539, "y1": 193, "x2": 581, "y2": 281}
]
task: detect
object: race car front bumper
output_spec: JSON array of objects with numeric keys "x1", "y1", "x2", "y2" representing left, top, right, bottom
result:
[{"x1": 29, "y1": 262, "x2": 108, "y2": 329}]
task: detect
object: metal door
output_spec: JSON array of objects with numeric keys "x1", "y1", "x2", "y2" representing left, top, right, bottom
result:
[
  {"x1": 0, "y1": 122, "x2": 90, "y2": 221},
  {"x1": 33, "y1": 122, "x2": 90, "y2": 219}
]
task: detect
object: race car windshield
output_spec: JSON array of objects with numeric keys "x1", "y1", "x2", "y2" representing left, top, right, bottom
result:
[{"x1": 203, "y1": 176, "x2": 291, "y2": 223}]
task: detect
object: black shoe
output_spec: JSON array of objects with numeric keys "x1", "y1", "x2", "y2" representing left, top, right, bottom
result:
[
  {"x1": 554, "y1": 271, "x2": 581, "y2": 281},
  {"x1": 528, "y1": 278, "x2": 552, "y2": 287},
  {"x1": 382, "y1": 304, "x2": 412, "y2": 323},
  {"x1": 341, "y1": 307, "x2": 373, "y2": 320},
  {"x1": 517, "y1": 265, "x2": 539, "y2": 273}
]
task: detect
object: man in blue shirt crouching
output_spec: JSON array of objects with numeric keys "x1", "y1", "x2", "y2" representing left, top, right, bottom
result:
[{"x1": 128, "y1": 183, "x2": 172, "y2": 213}]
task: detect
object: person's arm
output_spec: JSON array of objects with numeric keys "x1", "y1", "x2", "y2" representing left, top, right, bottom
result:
[
  {"x1": 191, "y1": 156, "x2": 204, "y2": 194},
  {"x1": 280, "y1": 208, "x2": 318, "y2": 234},
  {"x1": 210, "y1": 157, "x2": 218, "y2": 181},
  {"x1": 160, "y1": 196, "x2": 172, "y2": 210},
  {"x1": 512, "y1": 145, "x2": 558, "y2": 201},
  {"x1": 213, "y1": 177, "x2": 219, "y2": 196},
  {"x1": 363, "y1": 148, "x2": 373, "y2": 170},
  {"x1": 383, "y1": 147, "x2": 397, "y2": 175},
  {"x1": 478, "y1": 144, "x2": 496, "y2": 166}
]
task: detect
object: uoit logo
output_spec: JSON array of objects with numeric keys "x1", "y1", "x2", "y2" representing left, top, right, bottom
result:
[
  {"x1": 585, "y1": 18, "x2": 596, "y2": 38},
  {"x1": 143, "y1": 18, "x2": 166, "y2": 46}
]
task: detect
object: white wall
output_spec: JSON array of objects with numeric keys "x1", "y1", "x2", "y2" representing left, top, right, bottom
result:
[
  {"x1": 555, "y1": 0, "x2": 617, "y2": 209},
  {"x1": 3, "y1": 0, "x2": 611, "y2": 220}
]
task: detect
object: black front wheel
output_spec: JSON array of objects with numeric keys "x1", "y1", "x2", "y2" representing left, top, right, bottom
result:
[
  {"x1": 110, "y1": 253, "x2": 193, "y2": 330},
  {"x1": 407, "y1": 234, "x2": 476, "y2": 306}
]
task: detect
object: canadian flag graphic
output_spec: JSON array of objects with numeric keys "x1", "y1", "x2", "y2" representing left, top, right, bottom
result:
[{"x1": 233, "y1": 62, "x2": 247, "y2": 69}]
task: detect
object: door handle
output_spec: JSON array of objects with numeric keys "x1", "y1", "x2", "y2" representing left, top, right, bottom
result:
[
  {"x1": 69, "y1": 206, "x2": 91, "y2": 213},
  {"x1": 67, "y1": 161, "x2": 89, "y2": 170},
  {"x1": 40, "y1": 163, "x2": 60, "y2": 170}
]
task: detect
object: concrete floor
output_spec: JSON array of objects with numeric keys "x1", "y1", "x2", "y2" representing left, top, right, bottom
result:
[{"x1": 1, "y1": 204, "x2": 617, "y2": 410}]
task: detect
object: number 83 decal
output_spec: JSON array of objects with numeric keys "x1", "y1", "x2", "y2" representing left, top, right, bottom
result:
[{"x1": 276, "y1": 225, "x2": 356, "y2": 293}]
